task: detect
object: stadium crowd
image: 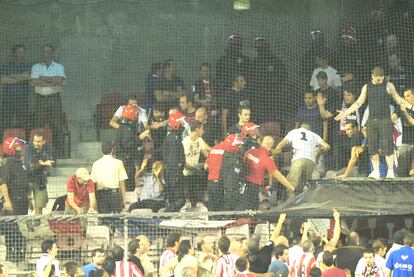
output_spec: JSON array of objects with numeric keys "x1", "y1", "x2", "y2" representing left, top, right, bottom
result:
[{"x1": 0, "y1": 212, "x2": 412, "y2": 277}]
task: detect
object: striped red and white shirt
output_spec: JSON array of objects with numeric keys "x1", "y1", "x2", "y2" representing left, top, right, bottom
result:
[
  {"x1": 290, "y1": 253, "x2": 317, "y2": 277},
  {"x1": 213, "y1": 254, "x2": 236, "y2": 277},
  {"x1": 114, "y1": 260, "x2": 144, "y2": 277},
  {"x1": 159, "y1": 248, "x2": 177, "y2": 277}
]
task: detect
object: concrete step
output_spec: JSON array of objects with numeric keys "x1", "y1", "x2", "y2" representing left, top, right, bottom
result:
[{"x1": 71, "y1": 142, "x2": 102, "y2": 160}]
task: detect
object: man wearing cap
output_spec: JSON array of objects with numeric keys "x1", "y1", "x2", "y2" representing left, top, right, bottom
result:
[
  {"x1": 64, "y1": 168, "x2": 97, "y2": 215},
  {"x1": 274, "y1": 123, "x2": 330, "y2": 198},
  {"x1": 242, "y1": 136, "x2": 294, "y2": 210},
  {"x1": 335, "y1": 66, "x2": 414, "y2": 179},
  {"x1": 215, "y1": 35, "x2": 250, "y2": 95},
  {"x1": 90, "y1": 141, "x2": 127, "y2": 213},
  {"x1": 161, "y1": 111, "x2": 186, "y2": 212},
  {"x1": 205, "y1": 133, "x2": 243, "y2": 211},
  {"x1": 310, "y1": 54, "x2": 342, "y2": 92}
]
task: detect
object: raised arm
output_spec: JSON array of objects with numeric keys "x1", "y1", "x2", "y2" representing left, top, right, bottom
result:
[
  {"x1": 316, "y1": 93, "x2": 333, "y2": 119},
  {"x1": 270, "y1": 213, "x2": 287, "y2": 243},
  {"x1": 335, "y1": 84, "x2": 367, "y2": 121},
  {"x1": 329, "y1": 209, "x2": 341, "y2": 248},
  {"x1": 387, "y1": 82, "x2": 412, "y2": 109}
]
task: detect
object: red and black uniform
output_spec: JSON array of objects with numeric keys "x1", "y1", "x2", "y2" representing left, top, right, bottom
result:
[
  {"x1": 206, "y1": 141, "x2": 240, "y2": 211},
  {"x1": 242, "y1": 146, "x2": 277, "y2": 210}
]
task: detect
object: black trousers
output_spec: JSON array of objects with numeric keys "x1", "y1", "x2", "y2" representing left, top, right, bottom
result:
[
  {"x1": 367, "y1": 118, "x2": 394, "y2": 156},
  {"x1": 34, "y1": 93, "x2": 64, "y2": 156},
  {"x1": 164, "y1": 170, "x2": 185, "y2": 212},
  {"x1": 237, "y1": 182, "x2": 260, "y2": 211},
  {"x1": 207, "y1": 180, "x2": 224, "y2": 211},
  {"x1": 183, "y1": 174, "x2": 206, "y2": 204},
  {"x1": 96, "y1": 189, "x2": 123, "y2": 213}
]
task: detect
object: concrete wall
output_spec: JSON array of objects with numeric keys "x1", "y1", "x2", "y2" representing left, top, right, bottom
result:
[{"x1": 0, "y1": 0, "x2": 386, "y2": 146}]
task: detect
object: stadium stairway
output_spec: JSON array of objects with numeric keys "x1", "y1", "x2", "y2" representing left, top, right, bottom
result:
[{"x1": 42, "y1": 142, "x2": 102, "y2": 214}]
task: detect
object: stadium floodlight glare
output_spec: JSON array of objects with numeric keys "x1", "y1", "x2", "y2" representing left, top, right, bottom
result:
[{"x1": 233, "y1": 0, "x2": 250, "y2": 10}]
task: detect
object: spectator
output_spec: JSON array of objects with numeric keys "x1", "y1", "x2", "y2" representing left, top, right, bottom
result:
[
  {"x1": 221, "y1": 74, "x2": 249, "y2": 134},
  {"x1": 296, "y1": 91, "x2": 326, "y2": 139},
  {"x1": 182, "y1": 120, "x2": 210, "y2": 209},
  {"x1": 385, "y1": 231, "x2": 414, "y2": 277},
  {"x1": 64, "y1": 168, "x2": 97, "y2": 215},
  {"x1": 0, "y1": 44, "x2": 31, "y2": 130},
  {"x1": 30, "y1": 44, "x2": 65, "y2": 157},
  {"x1": 109, "y1": 95, "x2": 149, "y2": 191},
  {"x1": 37, "y1": 239, "x2": 60, "y2": 277},
  {"x1": 205, "y1": 134, "x2": 243, "y2": 211},
  {"x1": 213, "y1": 236, "x2": 236, "y2": 277},
  {"x1": 234, "y1": 256, "x2": 255, "y2": 277},
  {"x1": 145, "y1": 62, "x2": 163, "y2": 110},
  {"x1": 227, "y1": 106, "x2": 251, "y2": 136},
  {"x1": 215, "y1": 35, "x2": 250, "y2": 96},
  {"x1": 335, "y1": 66, "x2": 414, "y2": 179},
  {"x1": 193, "y1": 63, "x2": 215, "y2": 111},
  {"x1": 243, "y1": 136, "x2": 294, "y2": 209},
  {"x1": 90, "y1": 141, "x2": 127, "y2": 213},
  {"x1": 251, "y1": 37, "x2": 287, "y2": 123},
  {"x1": 111, "y1": 246, "x2": 143, "y2": 277},
  {"x1": 128, "y1": 238, "x2": 146, "y2": 275},
  {"x1": 82, "y1": 248, "x2": 106, "y2": 277},
  {"x1": 195, "y1": 107, "x2": 222, "y2": 147},
  {"x1": 355, "y1": 248, "x2": 385, "y2": 277},
  {"x1": 161, "y1": 112, "x2": 186, "y2": 212},
  {"x1": 135, "y1": 235, "x2": 157, "y2": 277},
  {"x1": 247, "y1": 213, "x2": 287, "y2": 273},
  {"x1": 310, "y1": 54, "x2": 342, "y2": 92},
  {"x1": 290, "y1": 240, "x2": 317, "y2": 277},
  {"x1": 128, "y1": 159, "x2": 165, "y2": 212},
  {"x1": 159, "y1": 233, "x2": 181, "y2": 277},
  {"x1": 321, "y1": 251, "x2": 346, "y2": 277},
  {"x1": 160, "y1": 240, "x2": 198, "y2": 277},
  {"x1": 309, "y1": 268, "x2": 322, "y2": 277},
  {"x1": 195, "y1": 237, "x2": 216, "y2": 277},
  {"x1": 148, "y1": 103, "x2": 168, "y2": 151},
  {"x1": 180, "y1": 94, "x2": 197, "y2": 123},
  {"x1": 89, "y1": 269, "x2": 109, "y2": 277},
  {"x1": 24, "y1": 132, "x2": 54, "y2": 215},
  {"x1": 154, "y1": 60, "x2": 185, "y2": 110},
  {"x1": 333, "y1": 231, "x2": 365, "y2": 274},
  {"x1": 301, "y1": 29, "x2": 327, "y2": 87},
  {"x1": 328, "y1": 120, "x2": 369, "y2": 178},
  {"x1": 396, "y1": 88, "x2": 414, "y2": 176},
  {"x1": 386, "y1": 228, "x2": 407, "y2": 263},
  {"x1": 267, "y1": 245, "x2": 289, "y2": 275},
  {"x1": 275, "y1": 123, "x2": 329, "y2": 198},
  {"x1": 64, "y1": 262, "x2": 84, "y2": 277}
]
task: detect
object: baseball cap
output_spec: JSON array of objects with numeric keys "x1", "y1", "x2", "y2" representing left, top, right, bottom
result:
[
  {"x1": 242, "y1": 122, "x2": 260, "y2": 136},
  {"x1": 168, "y1": 111, "x2": 186, "y2": 130},
  {"x1": 254, "y1": 37, "x2": 268, "y2": 48},
  {"x1": 310, "y1": 29, "x2": 322, "y2": 41},
  {"x1": 75, "y1": 168, "x2": 90, "y2": 181},
  {"x1": 225, "y1": 133, "x2": 244, "y2": 146},
  {"x1": 341, "y1": 27, "x2": 357, "y2": 44},
  {"x1": 2, "y1": 137, "x2": 26, "y2": 156}
]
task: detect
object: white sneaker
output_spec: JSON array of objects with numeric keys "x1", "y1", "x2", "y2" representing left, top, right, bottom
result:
[
  {"x1": 368, "y1": 170, "x2": 381, "y2": 180},
  {"x1": 386, "y1": 170, "x2": 395, "y2": 179}
]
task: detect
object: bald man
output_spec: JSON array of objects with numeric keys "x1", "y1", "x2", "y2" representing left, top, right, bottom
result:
[{"x1": 242, "y1": 136, "x2": 294, "y2": 210}]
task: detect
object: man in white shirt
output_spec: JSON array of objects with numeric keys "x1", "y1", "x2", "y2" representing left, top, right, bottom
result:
[
  {"x1": 355, "y1": 240, "x2": 387, "y2": 277},
  {"x1": 90, "y1": 141, "x2": 128, "y2": 213},
  {"x1": 31, "y1": 45, "x2": 66, "y2": 157},
  {"x1": 182, "y1": 120, "x2": 210, "y2": 209},
  {"x1": 310, "y1": 54, "x2": 342, "y2": 91},
  {"x1": 274, "y1": 123, "x2": 330, "y2": 198},
  {"x1": 36, "y1": 239, "x2": 60, "y2": 277}
]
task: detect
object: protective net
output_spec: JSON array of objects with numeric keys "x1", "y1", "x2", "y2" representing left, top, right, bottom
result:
[{"x1": 0, "y1": 0, "x2": 414, "y2": 274}]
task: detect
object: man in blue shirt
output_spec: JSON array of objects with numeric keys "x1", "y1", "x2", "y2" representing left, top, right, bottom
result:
[
  {"x1": 385, "y1": 232, "x2": 414, "y2": 277},
  {"x1": 267, "y1": 245, "x2": 289, "y2": 275},
  {"x1": 0, "y1": 44, "x2": 31, "y2": 130},
  {"x1": 82, "y1": 248, "x2": 106, "y2": 277}
]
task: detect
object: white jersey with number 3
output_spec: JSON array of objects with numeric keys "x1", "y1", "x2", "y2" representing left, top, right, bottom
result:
[{"x1": 285, "y1": 128, "x2": 322, "y2": 163}]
